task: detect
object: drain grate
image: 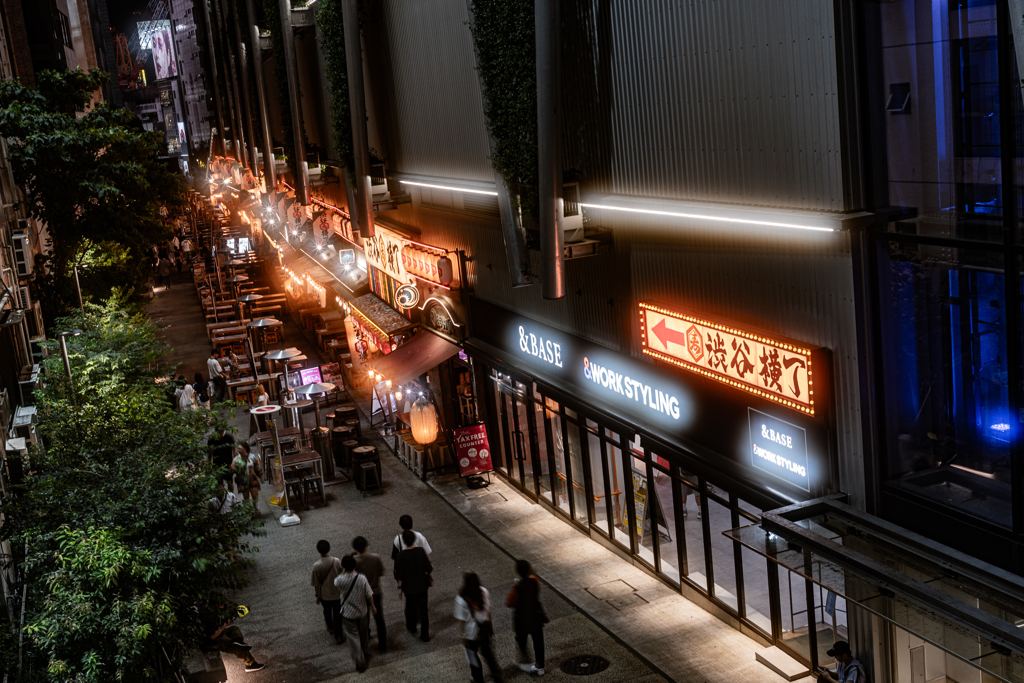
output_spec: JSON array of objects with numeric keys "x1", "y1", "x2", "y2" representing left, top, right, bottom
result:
[{"x1": 560, "y1": 655, "x2": 610, "y2": 676}]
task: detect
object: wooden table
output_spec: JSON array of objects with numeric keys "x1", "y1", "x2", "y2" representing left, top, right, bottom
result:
[
  {"x1": 225, "y1": 372, "x2": 282, "y2": 402},
  {"x1": 212, "y1": 334, "x2": 246, "y2": 354},
  {"x1": 280, "y1": 450, "x2": 326, "y2": 506},
  {"x1": 211, "y1": 325, "x2": 246, "y2": 339}
]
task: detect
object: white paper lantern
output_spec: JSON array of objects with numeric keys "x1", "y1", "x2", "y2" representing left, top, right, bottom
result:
[{"x1": 410, "y1": 396, "x2": 439, "y2": 444}]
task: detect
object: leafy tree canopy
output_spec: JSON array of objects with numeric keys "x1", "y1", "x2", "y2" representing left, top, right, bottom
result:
[
  {"x1": 1, "y1": 294, "x2": 262, "y2": 682},
  {"x1": 0, "y1": 69, "x2": 185, "y2": 326}
]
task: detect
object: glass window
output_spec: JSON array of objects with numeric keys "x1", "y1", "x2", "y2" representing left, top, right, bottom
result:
[
  {"x1": 654, "y1": 462, "x2": 680, "y2": 585},
  {"x1": 631, "y1": 452, "x2": 657, "y2": 567},
  {"x1": 532, "y1": 396, "x2": 553, "y2": 504},
  {"x1": 546, "y1": 398, "x2": 570, "y2": 515},
  {"x1": 737, "y1": 501, "x2": 772, "y2": 635},
  {"x1": 880, "y1": 246, "x2": 1012, "y2": 527},
  {"x1": 707, "y1": 494, "x2": 740, "y2": 613},
  {"x1": 777, "y1": 566, "x2": 813, "y2": 662},
  {"x1": 492, "y1": 379, "x2": 510, "y2": 477},
  {"x1": 514, "y1": 386, "x2": 537, "y2": 496},
  {"x1": 564, "y1": 411, "x2": 589, "y2": 525},
  {"x1": 588, "y1": 428, "x2": 610, "y2": 535},
  {"x1": 605, "y1": 440, "x2": 628, "y2": 546},
  {"x1": 678, "y1": 470, "x2": 708, "y2": 592},
  {"x1": 502, "y1": 392, "x2": 521, "y2": 485}
]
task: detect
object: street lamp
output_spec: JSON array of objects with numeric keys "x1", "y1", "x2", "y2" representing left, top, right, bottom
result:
[
  {"x1": 73, "y1": 264, "x2": 85, "y2": 322},
  {"x1": 58, "y1": 329, "x2": 82, "y2": 406}
]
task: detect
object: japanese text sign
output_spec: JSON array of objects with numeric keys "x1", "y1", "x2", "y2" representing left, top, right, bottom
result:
[
  {"x1": 640, "y1": 303, "x2": 817, "y2": 415},
  {"x1": 453, "y1": 424, "x2": 493, "y2": 477}
]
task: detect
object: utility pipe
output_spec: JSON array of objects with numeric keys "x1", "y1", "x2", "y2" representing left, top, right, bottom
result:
[
  {"x1": 231, "y1": 0, "x2": 259, "y2": 176},
  {"x1": 200, "y1": 0, "x2": 227, "y2": 155},
  {"x1": 536, "y1": 0, "x2": 564, "y2": 299},
  {"x1": 341, "y1": 0, "x2": 374, "y2": 238},
  {"x1": 279, "y1": 0, "x2": 309, "y2": 205},
  {"x1": 245, "y1": 0, "x2": 276, "y2": 192},
  {"x1": 211, "y1": 0, "x2": 242, "y2": 161}
]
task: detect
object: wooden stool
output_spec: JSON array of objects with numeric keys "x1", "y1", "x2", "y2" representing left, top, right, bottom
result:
[
  {"x1": 303, "y1": 474, "x2": 325, "y2": 506},
  {"x1": 359, "y1": 462, "x2": 381, "y2": 497},
  {"x1": 345, "y1": 418, "x2": 361, "y2": 440},
  {"x1": 395, "y1": 429, "x2": 411, "y2": 458},
  {"x1": 285, "y1": 476, "x2": 305, "y2": 508},
  {"x1": 325, "y1": 413, "x2": 337, "y2": 430},
  {"x1": 341, "y1": 440, "x2": 360, "y2": 469},
  {"x1": 411, "y1": 444, "x2": 426, "y2": 477}
]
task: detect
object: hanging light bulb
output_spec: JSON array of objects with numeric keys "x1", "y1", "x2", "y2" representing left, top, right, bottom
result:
[
  {"x1": 394, "y1": 390, "x2": 402, "y2": 402},
  {"x1": 385, "y1": 379, "x2": 392, "y2": 390},
  {"x1": 375, "y1": 373, "x2": 383, "y2": 383},
  {"x1": 368, "y1": 369, "x2": 375, "y2": 379}
]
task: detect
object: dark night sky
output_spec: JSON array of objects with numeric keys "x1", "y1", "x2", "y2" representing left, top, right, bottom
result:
[{"x1": 106, "y1": 0, "x2": 159, "y2": 78}]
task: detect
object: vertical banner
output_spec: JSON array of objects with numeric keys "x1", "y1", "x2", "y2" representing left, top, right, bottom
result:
[{"x1": 453, "y1": 424, "x2": 494, "y2": 477}]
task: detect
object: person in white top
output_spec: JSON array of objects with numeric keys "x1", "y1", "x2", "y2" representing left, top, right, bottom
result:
[
  {"x1": 454, "y1": 571, "x2": 502, "y2": 683},
  {"x1": 208, "y1": 478, "x2": 239, "y2": 513},
  {"x1": 391, "y1": 514, "x2": 431, "y2": 562},
  {"x1": 207, "y1": 353, "x2": 225, "y2": 403},
  {"x1": 178, "y1": 383, "x2": 198, "y2": 411}
]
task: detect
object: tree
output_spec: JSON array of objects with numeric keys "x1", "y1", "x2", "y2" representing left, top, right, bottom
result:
[
  {"x1": 2, "y1": 294, "x2": 262, "y2": 682},
  {"x1": 0, "y1": 70, "x2": 186, "y2": 326}
]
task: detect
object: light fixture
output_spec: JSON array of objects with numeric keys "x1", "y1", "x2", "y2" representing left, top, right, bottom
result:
[
  {"x1": 368, "y1": 369, "x2": 375, "y2": 379},
  {"x1": 410, "y1": 395, "x2": 439, "y2": 444},
  {"x1": 399, "y1": 179, "x2": 498, "y2": 197},
  {"x1": 394, "y1": 390, "x2": 402, "y2": 402},
  {"x1": 385, "y1": 379, "x2": 392, "y2": 389},
  {"x1": 578, "y1": 202, "x2": 835, "y2": 233},
  {"x1": 991, "y1": 423, "x2": 1011, "y2": 433},
  {"x1": 375, "y1": 373, "x2": 382, "y2": 383}
]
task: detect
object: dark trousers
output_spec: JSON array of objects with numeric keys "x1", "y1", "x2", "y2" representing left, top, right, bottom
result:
[
  {"x1": 366, "y1": 591, "x2": 387, "y2": 651},
  {"x1": 321, "y1": 598, "x2": 340, "y2": 633},
  {"x1": 208, "y1": 625, "x2": 256, "y2": 666},
  {"x1": 516, "y1": 626, "x2": 545, "y2": 668},
  {"x1": 466, "y1": 635, "x2": 503, "y2": 683},
  {"x1": 403, "y1": 590, "x2": 429, "y2": 639}
]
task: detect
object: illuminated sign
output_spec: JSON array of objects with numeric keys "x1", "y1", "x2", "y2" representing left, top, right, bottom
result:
[
  {"x1": 748, "y1": 408, "x2": 809, "y2": 491},
  {"x1": 640, "y1": 302, "x2": 817, "y2": 415},
  {"x1": 518, "y1": 324, "x2": 563, "y2": 368}
]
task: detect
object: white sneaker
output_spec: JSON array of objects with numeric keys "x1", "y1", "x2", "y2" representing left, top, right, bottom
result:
[
  {"x1": 518, "y1": 662, "x2": 534, "y2": 672},
  {"x1": 530, "y1": 665, "x2": 545, "y2": 676}
]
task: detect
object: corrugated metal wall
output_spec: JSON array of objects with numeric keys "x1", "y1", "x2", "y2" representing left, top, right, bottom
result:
[
  {"x1": 365, "y1": 0, "x2": 493, "y2": 183},
  {"x1": 562, "y1": 0, "x2": 846, "y2": 211}
]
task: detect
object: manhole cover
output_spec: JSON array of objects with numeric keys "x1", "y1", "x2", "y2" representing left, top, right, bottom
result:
[{"x1": 560, "y1": 655, "x2": 610, "y2": 676}]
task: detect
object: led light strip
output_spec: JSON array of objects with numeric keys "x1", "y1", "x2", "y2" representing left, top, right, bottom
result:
[
  {"x1": 400, "y1": 180, "x2": 498, "y2": 197},
  {"x1": 580, "y1": 202, "x2": 834, "y2": 232}
]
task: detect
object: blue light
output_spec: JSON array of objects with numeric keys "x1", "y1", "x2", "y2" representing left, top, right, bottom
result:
[{"x1": 991, "y1": 423, "x2": 1010, "y2": 433}]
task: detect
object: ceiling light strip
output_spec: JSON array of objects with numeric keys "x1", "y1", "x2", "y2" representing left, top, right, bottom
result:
[
  {"x1": 580, "y1": 202, "x2": 835, "y2": 232},
  {"x1": 399, "y1": 180, "x2": 499, "y2": 197}
]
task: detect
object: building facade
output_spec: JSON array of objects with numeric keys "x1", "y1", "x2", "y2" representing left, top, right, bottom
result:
[{"x1": 210, "y1": 0, "x2": 1024, "y2": 680}]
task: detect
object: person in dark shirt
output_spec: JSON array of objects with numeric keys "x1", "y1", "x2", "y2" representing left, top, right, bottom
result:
[
  {"x1": 200, "y1": 605, "x2": 265, "y2": 672},
  {"x1": 394, "y1": 529, "x2": 433, "y2": 642},
  {"x1": 208, "y1": 429, "x2": 237, "y2": 487}
]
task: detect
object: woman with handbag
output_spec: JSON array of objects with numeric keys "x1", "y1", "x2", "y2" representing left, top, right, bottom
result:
[
  {"x1": 454, "y1": 571, "x2": 504, "y2": 683},
  {"x1": 506, "y1": 559, "x2": 547, "y2": 676}
]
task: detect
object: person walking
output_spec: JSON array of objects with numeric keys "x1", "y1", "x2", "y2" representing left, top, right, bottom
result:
[
  {"x1": 157, "y1": 256, "x2": 171, "y2": 289},
  {"x1": 394, "y1": 529, "x2": 433, "y2": 642},
  {"x1": 506, "y1": 559, "x2": 547, "y2": 676},
  {"x1": 352, "y1": 536, "x2": 387, "y2": 653},
  {"x1": 455, "y1": 571, "x2": 503, "y2": 683},
  {"x1": 208, "y1": 352, "x2": 226, "y2": 403},
  {"x1": 178, "y1": 382, "x2": 198, "y2": 412},
  {"x1": 391, "y1": 515, "x2": 431, "y2": 562},
  {"x1": 180, "y1": 237, "x2": 192, "y2": 268},
  {"x1": 232, "y1": 442, "x2": 262, "y2": 516},
  {"x1": 311, "y1": 540, "x2": 344, "y2": 640},
  {"x1": 334, "y1": 555, "x2": 376, "y2": 672},
  {"x1": 193, "y1": 372, "x2": 211, "y2": 409}
]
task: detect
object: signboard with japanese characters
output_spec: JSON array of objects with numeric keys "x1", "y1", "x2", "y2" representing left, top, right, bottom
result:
[
  {"x1": 364, "y1": 226, "x2": 406, "y2": 281},
  {"x1": 639, "y1": 302, "x2": 819, "y2": 416}
]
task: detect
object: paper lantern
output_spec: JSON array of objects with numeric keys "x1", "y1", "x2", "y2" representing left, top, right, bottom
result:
[{"x1": 410, "y1": 396, "x2": 439, "y2": 444}]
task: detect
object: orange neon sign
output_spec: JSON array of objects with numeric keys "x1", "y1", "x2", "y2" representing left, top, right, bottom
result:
[{"x1": 639, "y1": 302, "x2": 819, "y2": 415}]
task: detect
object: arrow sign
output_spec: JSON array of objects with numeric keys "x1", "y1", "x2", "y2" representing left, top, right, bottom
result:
[{"x1": 652, "y1": 318, "x2": 687, "y2": 348}]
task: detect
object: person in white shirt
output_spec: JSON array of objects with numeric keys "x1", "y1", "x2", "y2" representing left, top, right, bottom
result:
[
  {"x1": 208, "y1": 353, "x2": 225, "y2": 403},
  {"x1": 209, "y1": 478, "x2": 239, "y2": 513},
  {"x1": 391, "y1": 514, "x2": 431, "y2": 562},
  {"x1": 454, "y1": 571, "x2": 502, "y2": 683},
  {"x1": 333, "y1": 555, "x2": 376, "y2": 673},
  {"x1": 178, "y1": 383, "x2": 198, "y2": 411}
]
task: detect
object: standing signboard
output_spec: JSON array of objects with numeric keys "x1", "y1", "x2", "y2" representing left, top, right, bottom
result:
[{"x1": 453, "y1": 424, "x2": 494, "y2": 477}]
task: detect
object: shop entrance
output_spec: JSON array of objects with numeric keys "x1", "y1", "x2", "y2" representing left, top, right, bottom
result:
[{"x1": 493, "y1": 376, "x2": 542, "y2": 499}]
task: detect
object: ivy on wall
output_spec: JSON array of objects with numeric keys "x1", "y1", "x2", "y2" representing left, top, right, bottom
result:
[
  {"x1": 468, "y1": 0, "x2": 538, "y2": 219},
  {"x1": 263, "y1": 0, "x2": 296, "y2": 174},
  {"x1": 315, "y1": 0, "x2": 353, "y2": 166}
]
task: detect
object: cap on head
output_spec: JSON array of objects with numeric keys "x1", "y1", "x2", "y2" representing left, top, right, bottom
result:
[{"x1": 826, "y1": 641, "x2": 852, "y2": 658}]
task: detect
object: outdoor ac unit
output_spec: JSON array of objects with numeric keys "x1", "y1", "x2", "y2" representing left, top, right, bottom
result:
[
  {"x1": 5, "y1": 437, "x2": 27, "y2": 460},
  {"x1": 0, "y1": 389, "x2": 10, "y2": 434},
  {"x1": 12, "y1": 405, "x2": 36, "y2": 444},
  {"x1": 17, "y1": 364, "x2": 39, "y2": 407},
  {"x1": 12, "y1": 232, "x2": 31, "y2": 277}
]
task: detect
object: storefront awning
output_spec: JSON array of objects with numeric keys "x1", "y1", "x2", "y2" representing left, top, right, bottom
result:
[
  {"x1": 349, "y1": 293, "x2": 416, "y2": 339},
  {"x1": 371, "y1": 330, "x2": 460, "y2": 387}
]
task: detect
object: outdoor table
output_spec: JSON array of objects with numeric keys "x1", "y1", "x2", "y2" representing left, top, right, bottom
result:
[
  {"x1": 281, "y1": 450, "x2": 327, "y2": 506},
  {"x1": 281, "y1": 399, "x2": 313, "y2": 436},
  {"x1": 225, "y1": 372, "x2": 282, "y2": 402}
]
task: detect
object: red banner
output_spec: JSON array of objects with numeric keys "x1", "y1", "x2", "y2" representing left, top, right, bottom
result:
[{"x1": 452, "y1": 424, "x2": 493, "y2": 477}]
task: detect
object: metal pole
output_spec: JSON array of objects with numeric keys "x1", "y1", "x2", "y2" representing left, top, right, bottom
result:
[
  {"x1": 73, "y1": 264, "x2": 84, "y2": 318},
  {"x1": 279, "y1": 0, "x2": 309, "y2": 205},
  {"x1": 341, "y1": 0, "x2": 374, "y2": 238},
  {"x1": 246, "y1": 0, "x2": 277, "y2": 192},
  {"x1": 199, "y1": 0, "x2": 227, "y2": 155},
  {"x1": 59, "y1": 335, "x2": 76, "y2": 407},
  {"x1": 212, "y1": 0, "x2": 243, "y2": 162},
  {"x1": 536, "y1": 0, "x2": 564, "y2": 299},
  {"x1": 231, "y1": 0, "x2": 259, "y2": 176}
]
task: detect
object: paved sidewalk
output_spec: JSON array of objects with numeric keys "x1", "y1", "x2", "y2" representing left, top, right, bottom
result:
[{"x1": 427, "y1": 472, "x2": 790, "y2": 683}]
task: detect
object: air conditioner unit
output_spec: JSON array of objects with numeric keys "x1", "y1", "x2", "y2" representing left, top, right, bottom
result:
[
  {"x1": 17, "y1": 364, "x2": 39, "y2": 407},
  {"x1": 0, "y1": 389, "x2": 10, "y2": 434},
  {"x1": 12, "y1": 405, "x2": 36, "y2": 445},
  {"x1": 12, "y1": 232, "x2": 31, "y2": 277}
]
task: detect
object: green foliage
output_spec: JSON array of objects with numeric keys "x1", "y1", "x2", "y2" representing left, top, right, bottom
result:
[
  {"x1": 0, "y1": 69, "x2": 185, "y2": 326},
  {"x1": 3, "y1": 294, "x2": 262, "y2": 682},
  {"x1": 264, "y1": 0, "x2": 296, "y2": 174},
  {"x1": 315, "y1": 0, "x2": 353, "y2": 165},
  {"x1": 468, "y1": 0, "x2": 538, "y2": 211}
]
